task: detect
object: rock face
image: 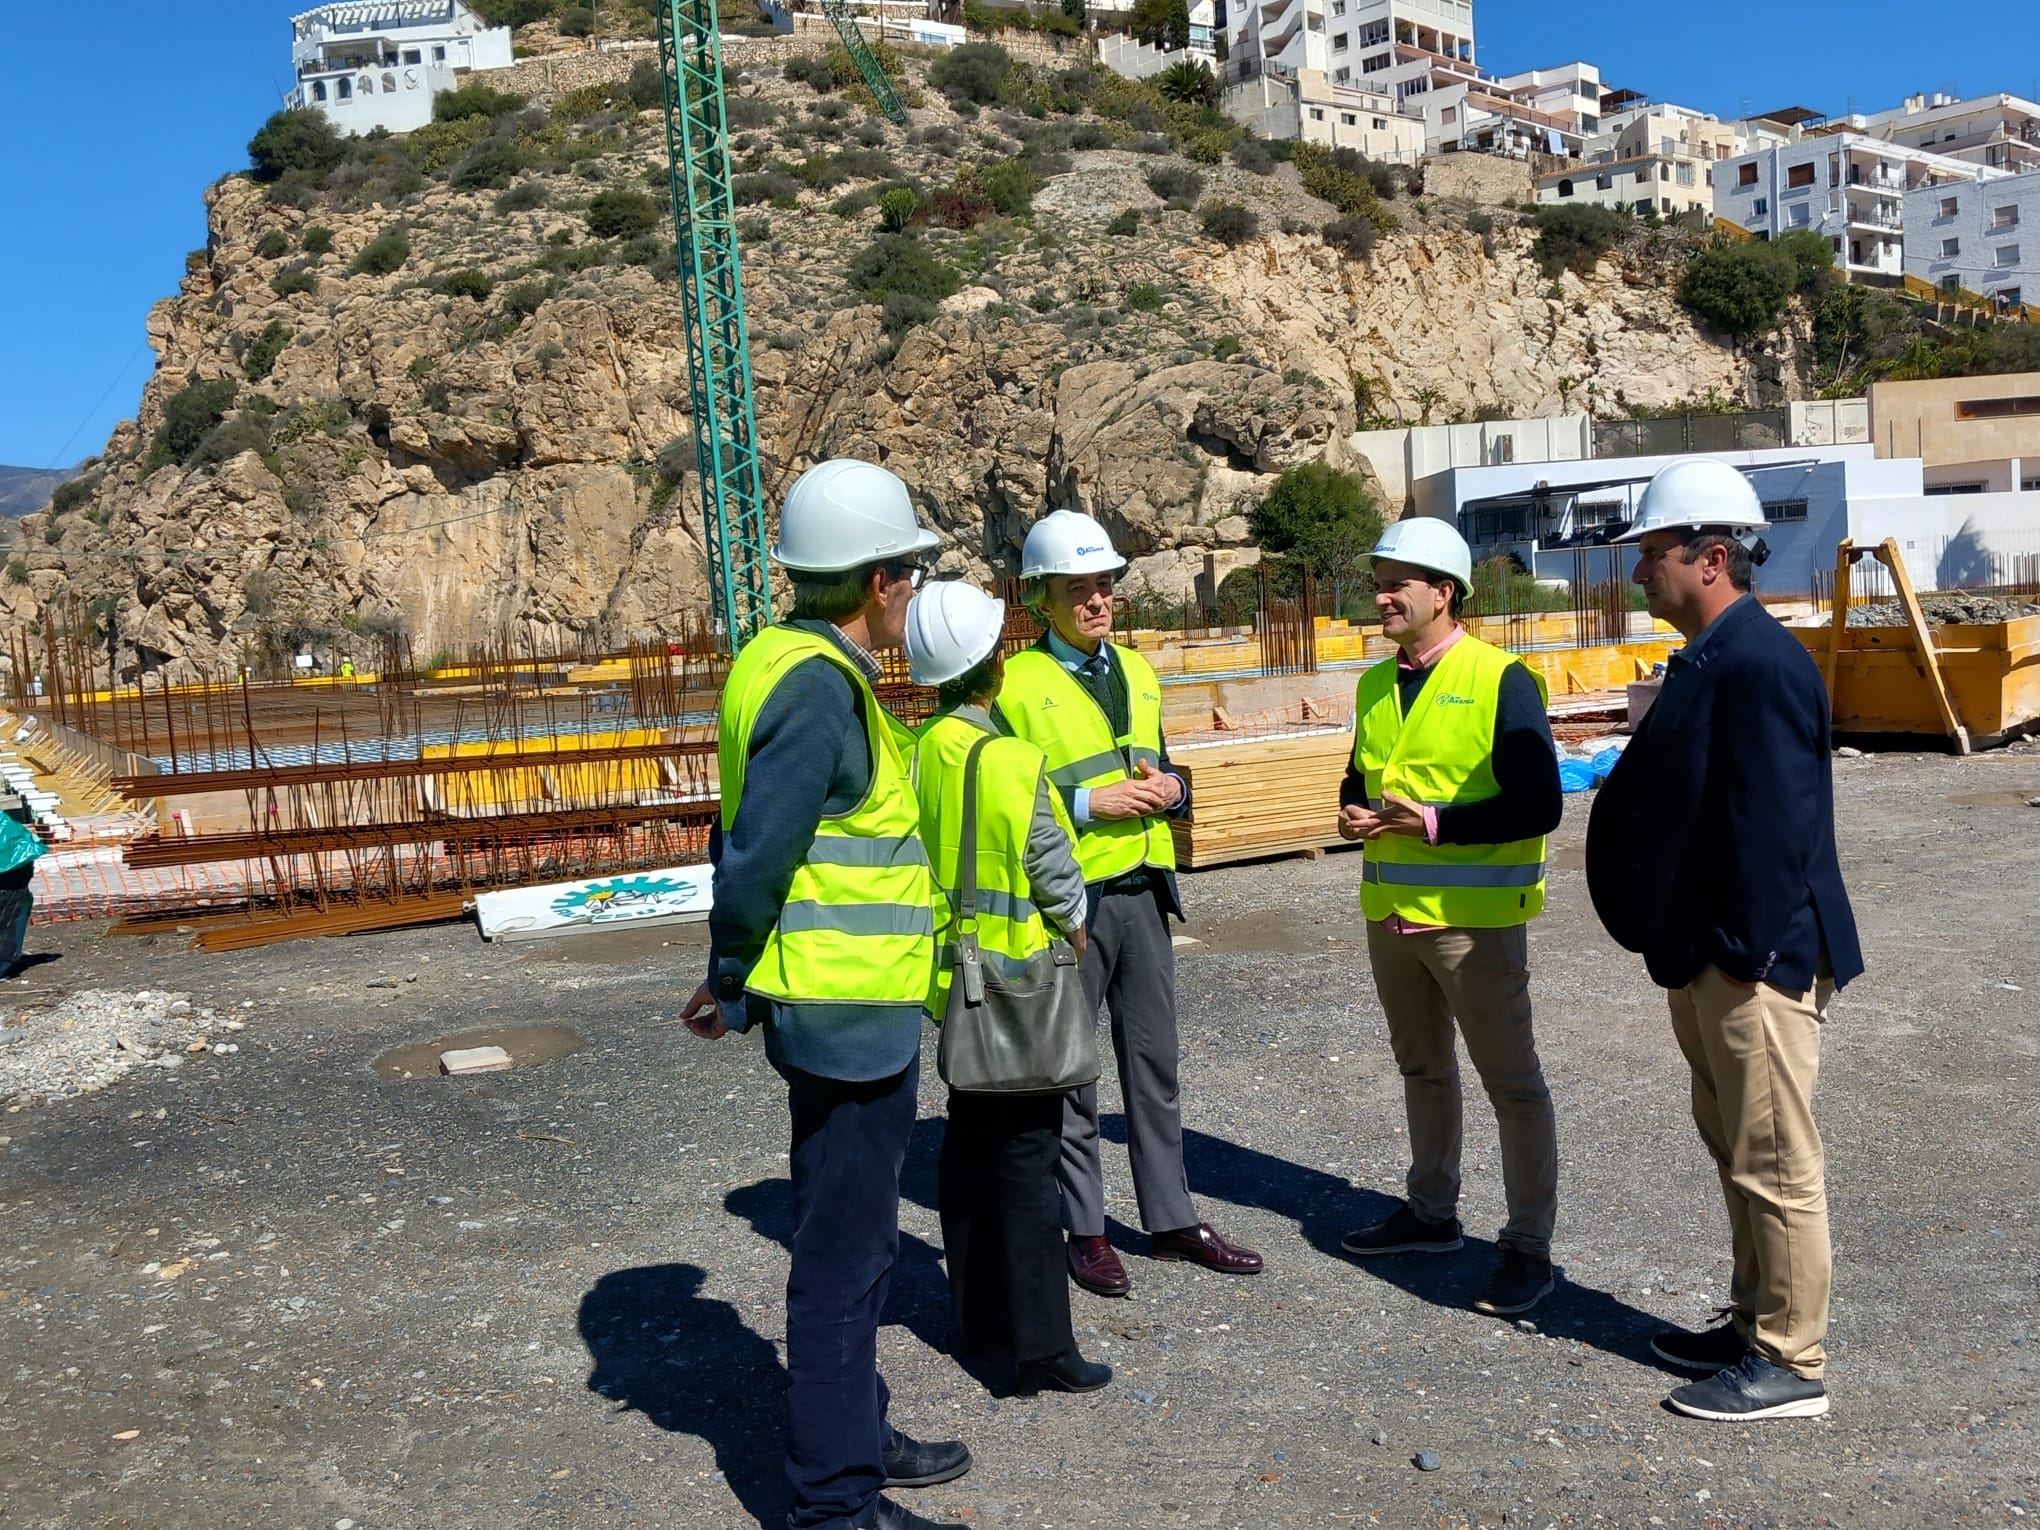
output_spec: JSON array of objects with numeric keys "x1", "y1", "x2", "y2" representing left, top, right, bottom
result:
[{"x1": 5, "y1": 61, "x2": 1784, "y2": 681}]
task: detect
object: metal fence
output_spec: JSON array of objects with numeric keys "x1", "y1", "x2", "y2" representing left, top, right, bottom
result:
[{"x1": 1593, "y1": 409, "x2": 1790, "y2": 460}]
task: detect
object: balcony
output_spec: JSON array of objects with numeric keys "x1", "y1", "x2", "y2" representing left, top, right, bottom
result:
[{"x1": 1846, "y1": 206, "x2": 1903, "y2": 231}]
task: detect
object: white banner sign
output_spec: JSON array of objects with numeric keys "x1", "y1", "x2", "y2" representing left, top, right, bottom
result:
[{"x1": 475, "y1": 865, "x2": 714, "y2": 942}]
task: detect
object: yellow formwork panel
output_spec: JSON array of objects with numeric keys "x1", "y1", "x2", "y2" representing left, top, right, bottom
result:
[
  {"x1": 1791, "y1": 616, "x2": 2040, "y2": 742},
  {"x1": 417, "y1": 728, "x2": 670, "y2": 814}
]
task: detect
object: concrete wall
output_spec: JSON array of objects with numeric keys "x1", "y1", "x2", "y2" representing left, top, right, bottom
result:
[
  {"x1": 1868, "y1": 372, "x2": 2040, "y2": 464},
  {"x1": 1351, "y1": 415, "x2": 1591, "y2": 516},
  {"x1": 1848, "y1": 489, "x2": 2040, "y2": 593},
  {"x1": 1903, "y1": 170, "x2": 2039, "y2": 301},
  {"x1": 1791, "y1": 397, "x2": 1871, "y2": 446}
]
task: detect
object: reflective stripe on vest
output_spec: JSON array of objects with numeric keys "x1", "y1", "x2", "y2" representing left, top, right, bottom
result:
[
  {"x1": 997, "y1": 645, "x2": 1176, "y2": 884},
  {"x1": 910, "y1": 711, "x2": 1071, "y2": 1016},
  {"x1": 1352, "y1": 633, "x2": 1549, "y2": 929},
  {"x1": 717, "y1": 625, "x2": 938, "y2": 1007}
]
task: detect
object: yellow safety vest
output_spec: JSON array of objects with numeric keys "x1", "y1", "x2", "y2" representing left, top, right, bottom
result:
[
  {"x1": 717, "y1": 625, "x2": 938, "y2": 1007},
  {"x1": 997, "y1": 643, "x2": 1176, "y2": 884},
  {"x1": 1352, "y1": 633, "x2": 1549, "y2": 929},
  {"x1": 910, "y1": 711, "x2": 1075, "y2": 1015}
]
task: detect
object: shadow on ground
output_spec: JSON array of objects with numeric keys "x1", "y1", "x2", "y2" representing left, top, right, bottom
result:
[{"x1": 578, "y1": 1263, "x2": 790, "y2": 1528}]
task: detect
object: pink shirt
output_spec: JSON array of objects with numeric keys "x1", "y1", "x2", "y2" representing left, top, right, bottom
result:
[{"x1": 1380, "y1": 624, "x2": 1463, "y2": 934}]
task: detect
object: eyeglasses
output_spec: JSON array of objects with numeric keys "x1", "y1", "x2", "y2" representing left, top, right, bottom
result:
[{"x1": 892, "y1": 561, "x2": 929, "y2": 590}]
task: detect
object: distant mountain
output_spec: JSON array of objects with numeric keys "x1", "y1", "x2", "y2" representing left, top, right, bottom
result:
[{"x1": 0, "y1": 464, "x2": 81, "y2": 519}]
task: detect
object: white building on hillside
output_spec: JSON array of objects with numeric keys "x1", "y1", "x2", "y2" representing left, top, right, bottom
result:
[
  {"x1": 285, "y1": 0, "x2": 514, "y2": 136},
  {"x1": 1226, "y1": 0, "x2": 1473, "y2": 117},
  {"x1": 1847, "y1": 92, "x2": 2040, "y2": 176},
  {"x1": 1714, "y1": 131, "x2": 2005, "y2": 279},
  {"x1": 1904, "y1": 170, "x2": 2040, "y2": 307},
  {"x1": 1224, "y1": 69, "x2": 1426, "y2": 161},
  {"x1": 1536, "y1": 98, "x2": 1739, "y2": 218}
]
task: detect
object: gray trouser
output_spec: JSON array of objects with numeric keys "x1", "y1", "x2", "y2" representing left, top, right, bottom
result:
[{"x1": 1059, "y1": 886, "x2": 1198, "y2": 1237}]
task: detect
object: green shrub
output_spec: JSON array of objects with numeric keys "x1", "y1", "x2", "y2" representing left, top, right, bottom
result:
[
  {"x1": 4, "y1": 559, "x2": 25, "y2": 585},
  {"x1": 1322, "y1": 214, "x2": 1377, "y2": 261},
  {"x1": 878, "y1": 186, "x2": 918, "y2": 232},
  {"x1": 1229, "y1": 136, "x2": 1274, "y2": 175},
  {"x1": 470, "y1": 0, "x2": 551, "y2": 23},
  {"x1": 243, "y1": 320, "x2": 293, "y2": 382},
  {"x1": 1124, "y1": 282, "x2": 1166, "y2": 312},
  {"x1": 1199, "y1": 201, "x2": 1258, "y2": 246},
  {"x1": 434, "y1": 82, "x2": 526, "y2": 122},
  {"x1": 1679, "y1": 231, "x2": 1832, "y2": 337},
  {"x1": 542, "y1": 239, "x2": 610, "y2": 274},
  {"x1": 1211, "y1": 335, "x2": 1241, "y2": 359},
  {"x1": 186, "y1": 411, "x2": 272, "y2": 470},
  {"x1": 301, "y1": 226, "x2": 334, "y2": 254},
  {"x1": 928, "y1": 185, "x2": 995, "y2": 228},
  {"x1": 1292, "y1": 141, "x2": 1396, "y2": 232},
  {"x1": 501, "y1": 279, "x2": 553, "y2": 318},
  {"x1": 882, "y1": 290, "x2": 940, "y2": 335},
  {"x1": 1249, "y1": 461, "x2": 1383, "y2": 581},
  {"x1": 586, "y1": 188, "x2": 663, "y2": 238},
  {"x1": 847, "y1": 234, "x2": 960, "y2": 304},
  {"x1": 1105, "y1": 208, "x2": 1139, "y2": 236},
  {"x1": 1145, "y1": 165, "x2": 1203, "y2": 203},
  {"x1": 451, "y1": 138, "x2": 527, "y2": 191},
  {"x1": 247, "y1": 109, "x2": 345, "y2": 184},
  {"x1": 1156, "y1": 59, "x2": 1217, "y2": 106},
  {"x1": 625, "y1": 59, "x2": 665, "y2": 111},
  {"x1": 734, "y1": 171, "x2": 802, "y2": 207},
  {"x1": 784, "y1": 54, "x2": 836, "y2": 93},
  {"x1": 255, "y1": 230, "x2": 291, "y2": 259},
  {"x1": 495, "y1": 181, "x2": 548, "y2": 214},
  {"x1": 960, "y1": 159, "x2": 1039, "y2": 217},
  {"x1": 928, "y1": 42, "x2": 1013, "y2": 105},
  {"x1": 618, "y1": 234, "x2": 668, "y2": 270},
  {"x1": 350, "y1": 227, "x2": 411, "y2": 276},
  {"x1": 437, "y1": 268, "x2": 494, "y2": 300},
  {"x1": 270, "y1": 263, "x2": 318, "y2": 298},
  {"x1": 557, "y1": 4, "x2": 594, "y2": 36},
  {"x1": 1531, "y1": 203, "x2": 1631, "y2": 278},
  {"x1": 145, "y1": 378, "x2": 239, "y2": 473}
]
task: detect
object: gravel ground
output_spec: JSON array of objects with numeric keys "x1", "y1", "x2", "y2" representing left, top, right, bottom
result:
[
  {"x1": 1, "y1": 747, "x2": 2036, "y2": 1529},
  {"x1": 1845, "y1": 593, "x2": 2040, "y2": 627}
]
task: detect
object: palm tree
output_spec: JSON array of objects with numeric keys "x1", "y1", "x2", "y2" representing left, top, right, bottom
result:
[{"x1": 1157, "y1": 59, "x2": 1217, "y2": 106}]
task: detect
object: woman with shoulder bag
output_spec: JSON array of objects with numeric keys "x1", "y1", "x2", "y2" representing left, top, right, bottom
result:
[{"x1": 906, "y1": 582, "x2": 1113, "y2": 1397}]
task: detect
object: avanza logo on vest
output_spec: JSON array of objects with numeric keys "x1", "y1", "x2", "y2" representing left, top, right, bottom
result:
[{"x1": 1435, "y1": 694, "x2": 1478, "y2": 706}]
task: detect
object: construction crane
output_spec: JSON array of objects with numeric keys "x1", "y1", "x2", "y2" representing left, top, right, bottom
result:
[{"x1": 653, "y1": 0, "x2": 902, "y2": 648}]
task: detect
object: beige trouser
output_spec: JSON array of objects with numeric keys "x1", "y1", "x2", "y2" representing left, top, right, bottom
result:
[
  {"x1": 1666, "y1": 964, "x2": 1833, "y2": 1379},
  {"x1": 1364, "y1": 920, "x2": 1558, "y2": 1260}
]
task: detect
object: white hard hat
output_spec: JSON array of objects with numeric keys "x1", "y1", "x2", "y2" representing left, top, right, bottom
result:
[
  {"x1": 1369, "y1": 516, "x2": 1474, "y2": 592},
  {"x1": 905, "y1": 582, "x2": 1006, "y2": 685},
  {"x1": 1618, "y1": 459, "x2": 1767, "y2": 542},
  {"x1": 772, "y1": 458, "x2": 940, "y2": 573},
  {"x1": 1020, "y1": 509, "x2": 1126, "y2": 578}
]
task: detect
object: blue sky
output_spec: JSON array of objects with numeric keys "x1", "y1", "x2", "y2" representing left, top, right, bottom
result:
[{"x1": 4, "y1": 2, "x2": 2040, "y2": 468}]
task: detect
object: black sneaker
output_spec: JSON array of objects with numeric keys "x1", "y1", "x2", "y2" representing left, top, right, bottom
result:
[
  {"x1": 1340, "y1": 1203, "x2": 1463, "y2": 1257},
  {"x1": 1651, "y1": 1315, "x2": 1750, "y2": 1374},
  {"x1": 1665, "y1": 1349, "x2": 1830, "y2": 1421},
  {"x1": 881, "y1": 1428, "x2": 973, "y2": 1488},
  {"x1": 875, "y1": 1497, "x2": 948, "y2": 1529},
  {"x1": 1471, "y1": 1247, "x2": 1554, "y2": 1315}
]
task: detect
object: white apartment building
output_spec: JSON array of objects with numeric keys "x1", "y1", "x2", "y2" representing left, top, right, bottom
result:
[
  {"x1": 1905, "y1": 170, "x2": 2040, "y2": 308},
  {"x1": 1227, "y1": 0, "x2": 1472, "y2": 114},
  {"x1": 1224, "y1": 68, "x2": 1427, "y2": 161},
  {"x1": 1420, "y1": 59, "x2": 1602, "y2": 159},
  {"x1": 1536, "y1": 100, "x2": 1738, "y2": 217},
  {"x1": 285, "y1": 0, "x2": 514, "y2": 135},
  {"x1": 1847, "y1": 92, "x2": 2040, "y2": 176},
  {"x1": 1714, "y1": 131, "x2": 2005, "y2": 279}
]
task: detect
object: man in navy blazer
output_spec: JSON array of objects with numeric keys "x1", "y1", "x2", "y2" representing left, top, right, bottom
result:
[{"x1": 1587, "y1": 459, "x2": 1863, "y2": 1424}]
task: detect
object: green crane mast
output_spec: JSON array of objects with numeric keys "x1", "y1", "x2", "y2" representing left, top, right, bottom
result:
[
  {"x1": 656, "y1": 0, "x2": 771, "y2": 646},
  {"x1": 818, "y1": 0, "x2": 907, "y2": 125}
]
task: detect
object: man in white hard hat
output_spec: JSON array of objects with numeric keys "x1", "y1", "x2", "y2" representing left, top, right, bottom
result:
[
  {"x1": 1587, "y1": 458, "x2": 1861, "y2": 1422},
  {"x1": 993, "y1": 508, "x2": 1264, "y2": 1298},
  {"x1": 903, "y1": 582, "x2": 1113, "y2": 1398},
  {"x1": 679, "y1": 458, "x2": 968, "y2": 1530},
  {"x1": 1336, "y1": 516, "x2": 1565, "y2": 1317}
]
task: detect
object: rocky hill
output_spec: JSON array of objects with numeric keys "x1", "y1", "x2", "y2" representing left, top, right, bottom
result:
[
  {"x1": 3, "y1": 44, "x2": 1805, "y2": 679},
  {"x1": 0, "y1": 466, "x2": 81, "y2": 521}
]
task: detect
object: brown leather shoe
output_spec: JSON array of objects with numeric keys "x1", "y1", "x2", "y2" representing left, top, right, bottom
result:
[
  {"x1": 1066, "y1": 1234, "x2": 1131, "y2": 1297},
  {"x1": 1149, "y1": 1222, "x2": 1264, "y2": 1274}
]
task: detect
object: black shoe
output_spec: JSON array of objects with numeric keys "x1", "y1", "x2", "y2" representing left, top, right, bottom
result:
[
  {"x1": 881, "y1": 1429, "x2": 972, "y2": 1488},
  {"x1": 1664, "y1": 1349, "x2": 1830, "y2": 1421},
  {"x1": 874, "y1": 1496, "x2": 949, "y2": 1529},
  {"x1": 1340, "y1": 1203, "x2": 1463, "y2": 1256},
  {"x1": 1471, "y1": 1247, "x2": 1554, "y2": 1315},
  {"x1": 1015, "y1": 1348, "x2": 1113, "y2": 1396},
  {"x1": 1651, "y1": 1314, "x2": 1751, "y2": 1374}
]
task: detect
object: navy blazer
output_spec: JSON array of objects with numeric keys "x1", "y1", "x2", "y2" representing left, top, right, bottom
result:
[{"x1": 1586, "y1": 596, "x2": 1864, "y2": 994}]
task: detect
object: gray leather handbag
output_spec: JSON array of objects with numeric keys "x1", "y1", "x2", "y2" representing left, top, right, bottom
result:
[{"x1": 937, "y1": 736, "x2": 1100, "y2": 1096}]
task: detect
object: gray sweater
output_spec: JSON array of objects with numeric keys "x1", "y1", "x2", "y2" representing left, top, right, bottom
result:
[{"x1": 706, "y1": 620, "x2": 923, "y2": 1083}]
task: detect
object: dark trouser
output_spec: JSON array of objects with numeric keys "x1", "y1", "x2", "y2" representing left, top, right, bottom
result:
[
  {"x1": 780, "y1": 1051, "x2": 920, "y2": 1530},
  {"x1": 939, "y1": 1089, "x2": 1075, "y2": 1368},
  {"x1": 0, "y1": 863, "x2": 33, "y2": 970},
  {"x1": 1059, "y1": 885, "x2": 1198, "y2": 1237}
]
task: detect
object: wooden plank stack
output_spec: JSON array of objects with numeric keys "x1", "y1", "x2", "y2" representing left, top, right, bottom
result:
[{"x1": 1168, "y1": 727, "x2": 1356, "y2": 870}]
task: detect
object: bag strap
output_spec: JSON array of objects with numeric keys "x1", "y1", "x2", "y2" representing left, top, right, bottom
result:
[
  {"x1": 956, "y1": 733, "x2": 993, "y2": 926},
  {"x1": 954, "y1": 733, "x2": 994, "y2": 1007}
]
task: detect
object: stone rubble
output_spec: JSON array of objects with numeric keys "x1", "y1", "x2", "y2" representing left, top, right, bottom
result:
[
  {"x1": 1847, "y1": 593, "x2": 2040, "y2": 628},
  {"x1": 0, "y1": 990, "x2": 223, "y2": 1108}
]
